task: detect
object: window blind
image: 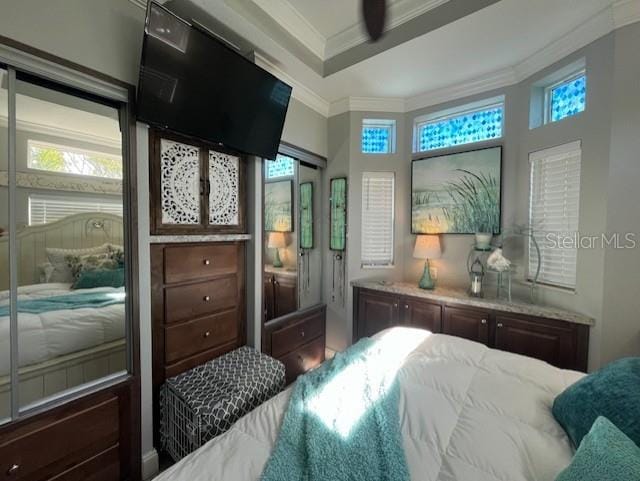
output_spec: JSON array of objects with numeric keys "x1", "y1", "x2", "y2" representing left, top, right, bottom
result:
[
  {"x1": 528, "y1": 141, "x2": 581, "y2": 289},
  {"x1": 29, "y1": 194, "x2": 123, "y2": 225},
  {"x1": 361, "y1": 172, "x2": 395, "y2": 267}
]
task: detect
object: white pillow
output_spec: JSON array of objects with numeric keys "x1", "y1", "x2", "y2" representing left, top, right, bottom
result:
[
  {"x1": 45, "y1": 244, "x2": 110, "y2": 283},
  {"x1": 37, "y1": 262, "x2": 55, "y2": 283}
]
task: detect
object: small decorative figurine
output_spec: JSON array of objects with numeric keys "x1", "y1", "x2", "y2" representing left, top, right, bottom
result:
[{"x1": 487, "y1": 248, "x2": 511, "y2": 272}]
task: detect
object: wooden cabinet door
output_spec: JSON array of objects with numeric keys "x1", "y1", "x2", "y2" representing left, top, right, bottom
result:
[
  {"x1": 494, "y1": 315, "x2": 582, "y2": 370},
  {"x1": 401, "y1": 299, "x2": 442, "y2": 333},
  {"x1": 356, "y1": 290, "x2": 400, "y2": 340},
  {"x1": 274, "y1": 274, "x2": 297, "y2": 319},
  {"x1": 264, "y1": 275, "x2": 275, "y2": 321},
  {"x1": 443, "y1": 306, "x2": 490, "y2": 344}
]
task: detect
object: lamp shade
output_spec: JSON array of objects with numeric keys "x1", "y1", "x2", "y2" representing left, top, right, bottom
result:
[
  {"x1": 413, "y1": 235, "x2": 441, "y2": 260},
  {"x1": 268, "y1": 232, "x2": 287, "y2": 249}
]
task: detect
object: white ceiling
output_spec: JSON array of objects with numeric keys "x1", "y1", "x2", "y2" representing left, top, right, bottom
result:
[{"x1": 184, "y1": 0, "x2": 640, "y2": 116}]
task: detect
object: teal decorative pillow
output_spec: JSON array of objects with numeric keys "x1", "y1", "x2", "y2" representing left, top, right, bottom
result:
[
  {"x1": 552, "y1": 357, "x2": 640, "y2": 447},
  {"x1": 72, "y1": 268, "x2": 125, "y2": 289},
  {"x1": 555, "y1": 416, "x2": 640, "y2": 481}
]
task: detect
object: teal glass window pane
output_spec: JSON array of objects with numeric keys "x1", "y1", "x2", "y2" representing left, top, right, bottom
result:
[
  {"x1": 266, "y1": 154, "x2": 295, "y2": 179},
  {"x1": 550, "y1": 75, "x2": 586, "y2": 122},
  {"x1": 418, "y1": 106, "x2": 503, "y2": 152},
  {"x1": 362, "y1": 126, "x2": 391, "y2": 153}
]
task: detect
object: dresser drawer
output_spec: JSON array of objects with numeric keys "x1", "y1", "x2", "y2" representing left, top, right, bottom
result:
[
  {"x1": 165, "y1": 309, "x2": 239, "y2": 363},
  {"x1": 0, "y1": 397, "x2": 119, "y2": 481},
  {"x1": 164, "y1": 244, "x2": 238, "y2": 284},
  {"x1": 165, "y1": 276, "x2": 237, "y2": 324},
  {"x1": 279, "y1": 337, "x2": 325, "y2": 384},
  {"x1": 271, "y1": 311, "x2": 324, "y2": 358}
]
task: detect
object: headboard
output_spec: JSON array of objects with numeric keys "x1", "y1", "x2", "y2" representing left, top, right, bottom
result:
[{"x1": 0, "y1": 213, "x2": 124, "y2": 290}]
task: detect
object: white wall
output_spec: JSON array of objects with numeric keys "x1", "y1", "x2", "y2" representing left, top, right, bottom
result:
[
  {"x1": 0, "y1": 0, "x2": 145, "y2": 85},
  {"x1": 601, "y1": 23, "x2": 640, "y2": 364}
]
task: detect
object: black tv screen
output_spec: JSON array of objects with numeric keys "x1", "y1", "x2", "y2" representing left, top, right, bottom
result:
[{"x1": 137, "y1": 2, "x2": 292, "y2": 160}]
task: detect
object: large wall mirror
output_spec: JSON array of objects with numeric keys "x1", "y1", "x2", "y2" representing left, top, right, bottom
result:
[
  {"x1": 263, "y1": 146, "x2": 324, "y2": 323},
  {"x1": 0, "y1": 66, "x2": 134, "y2": 423}
]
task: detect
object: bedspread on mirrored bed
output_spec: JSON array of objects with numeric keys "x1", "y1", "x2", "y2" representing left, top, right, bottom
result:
[
  {"x1": 155, "y1": 327, "x2": 585, "y2": 481},
  {"x1": 0, "y1": 282, "x2": 126, "y2": 417}
]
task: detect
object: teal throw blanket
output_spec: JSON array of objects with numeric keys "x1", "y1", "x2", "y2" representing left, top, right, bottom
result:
[
  {"x1": 261, "y1": 337, "x2": 410, "y2": 481},
  {"x1": 0, "y1": 291, "x2": 125, "y2": 316}
]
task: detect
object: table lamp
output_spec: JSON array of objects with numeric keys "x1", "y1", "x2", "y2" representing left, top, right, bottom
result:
[
  {"x1": 413, "y1": 235, "x2": 441, "y2": 290},
  {"x1": 268, "y1": 232, "x2": 286, "y2": 268}
]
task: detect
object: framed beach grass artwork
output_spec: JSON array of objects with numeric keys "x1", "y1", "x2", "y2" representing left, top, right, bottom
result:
[
  {"x1": 411, "y1": 146, "x2": 502, "y2": 234},
  {"x1": 265, "y1": 180, "x2": 293, "y2": 232}
]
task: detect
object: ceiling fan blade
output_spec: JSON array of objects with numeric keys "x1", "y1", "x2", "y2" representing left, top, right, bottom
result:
[{"x1": 362, "y1": 0, "x2": 387, "y2": 42}]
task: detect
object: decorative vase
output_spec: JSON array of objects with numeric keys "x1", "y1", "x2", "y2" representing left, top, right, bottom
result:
[
  {"x1": 474, "y1": 232, "x2": 492, "y2": 250},
  {"x1": 418, "y1": 260, "x2": 435, "y2": 290}
]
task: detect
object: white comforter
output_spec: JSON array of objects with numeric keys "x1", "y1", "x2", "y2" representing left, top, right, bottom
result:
[
  {"x1": 155, "y1": 327, "x2": 583, "y2": 481},
  {"x1": 0, "y1": 283, "x2": 125, "y2": 376}
]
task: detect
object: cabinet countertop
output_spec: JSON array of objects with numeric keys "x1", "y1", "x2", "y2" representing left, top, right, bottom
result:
[{"x1": 352, "y1": 280, "x2": 595, "y2": 327}]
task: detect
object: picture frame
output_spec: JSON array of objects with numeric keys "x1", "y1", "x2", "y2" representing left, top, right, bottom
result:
[
  {"x1": 411, "y1": 145, "x2": 502, "y2": 235},
  {"x1": 329, "y1": 177, "x2": 347, "y2": 251},
  {"x1": 265, "y1": 179, "x2": 293, "y2": 232},
  {"x1": 300, "y1": 182, "x2": 313, "y2": 249}
]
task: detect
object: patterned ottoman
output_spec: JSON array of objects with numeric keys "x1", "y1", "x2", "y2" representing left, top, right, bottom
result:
[{"x1": 159, "y1": 346, "x2": 285, "y2": 462}]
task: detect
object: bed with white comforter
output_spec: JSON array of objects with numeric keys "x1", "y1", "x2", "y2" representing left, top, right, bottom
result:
[
  {"x1": 0, "y1": 283, "x2": 125, "y2": 376},
  {"x1": 155, "y1": 327, "x2": 583, "y2": 481}
]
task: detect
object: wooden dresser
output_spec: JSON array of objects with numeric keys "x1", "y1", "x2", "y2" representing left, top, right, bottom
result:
[
  {"x1": 151, "y1": 241, "x2": 245, "y2": 442},
  {"x1": 263, "y1": 305, "x2": 326, "y2": 384},
  {"x1": 0, "y1": 381, "x2": 135, "y2": 481},
  {"x1": 353, "y1": 282, "x2": 593, "y2": 372}
]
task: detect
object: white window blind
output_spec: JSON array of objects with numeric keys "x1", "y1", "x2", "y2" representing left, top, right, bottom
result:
[
  {"x1": 29, "y1": 194, "x2": 123, "y2": 225},
  {"x1": 361, "y1": 172, "x2": 395, "y2": 267},
  {"x1": 528, "y1": 141, "x2": 581, "y2": 289}
]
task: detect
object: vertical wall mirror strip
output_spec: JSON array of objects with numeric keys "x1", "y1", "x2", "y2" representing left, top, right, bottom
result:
[{"x1": 0, "y1": 52, "x2": 137, "y2": 434}]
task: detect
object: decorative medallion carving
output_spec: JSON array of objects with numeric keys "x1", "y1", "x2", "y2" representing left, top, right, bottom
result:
[
  {"x1": 209, "y1": 150, "x2": 239, "y2": 225},
  {"x1": 160, "y1": 139, "x2": 200, "y2": 225}
]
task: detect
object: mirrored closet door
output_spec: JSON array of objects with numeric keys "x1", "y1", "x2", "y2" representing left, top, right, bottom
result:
[
  {"x1": 0, "y1": 66, "x2": 10, "y2": 423},
  {"x1": 0, "y1": 66, "x2": 132, "y2": 423},
  {"x1": 263, "y1": 148, "x2": 324, "y2": 323}
]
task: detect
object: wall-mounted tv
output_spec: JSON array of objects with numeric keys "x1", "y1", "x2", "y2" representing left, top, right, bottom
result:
[{"x1": 136, "y1": 2, "x2": 292, "y2": 160}]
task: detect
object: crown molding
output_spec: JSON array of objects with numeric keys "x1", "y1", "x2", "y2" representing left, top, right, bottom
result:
[
  {"x1": 405, "y1": 68, "x2": 516, "y2": 113},
  {"x1": 325, "y1": 0, "x2": 450, "y2": 59},
  {"x1": 329, "y1": 96, "x2": 406, "y2": 117},
  {"x1": 251, "y1": 0, "x2": 326, "y2": 59},
  {"x1": 404, "y1": 0, "x2": 640, "y2": 113},
  {"x1": 254, "y1": 54, "x2": 330, "y2": 117},
  {"x1": 613, "y1": 0, "x2": 640, "y2": 28}
]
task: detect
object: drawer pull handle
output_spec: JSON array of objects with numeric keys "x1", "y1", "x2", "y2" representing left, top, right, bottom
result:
[
  {"x1": 405, "y1": 304, "x2": 409, "y2": 309},
  {"x1": 481, "y1": 319, "x2": 487, "y2": 325},
  {"x1": 203, "y1": 295, "x2": 211, "y2": 302},
  {"x1": 297, "y1": 354, "x2": 303, "y2": 364},
  {"x1": 7, "y1": 464, "x2": 19, "y2": 476},
  {"x1": 497, "y1": 323, "x2": 504, "y2": 328},
  {"x1": 204, "y1": 331, "x2": 211, "y2": 338},
  {"x1": 203, "y1": 259, "x2": 211, "y2": 265},
  {"x1": 301, "y1": 330, "x2": 305, "y2": 338}
]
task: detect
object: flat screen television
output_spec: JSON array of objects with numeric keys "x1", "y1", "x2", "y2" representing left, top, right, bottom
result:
[{"x1": 136, "y1": 2, "x2": 292, "y2": 160}]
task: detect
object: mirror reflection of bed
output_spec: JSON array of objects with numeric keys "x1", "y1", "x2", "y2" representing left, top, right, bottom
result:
[{"x1": 0, "y1": 212, "x2": 126, "y2": 419}]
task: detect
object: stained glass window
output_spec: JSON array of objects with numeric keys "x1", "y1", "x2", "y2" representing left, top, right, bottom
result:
[
  {"x1": 362, "y1": 120, "x2": 395, "y2": 154},
  {"x1": 266, "y1": 154, "x2": 295, "y2": 179},
  {"x1": 417, "y1": 105, "x2": 503, "y2": 152},
  {"x1": 548, "y1": 74, "x2": 586, "y2": 123}
]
